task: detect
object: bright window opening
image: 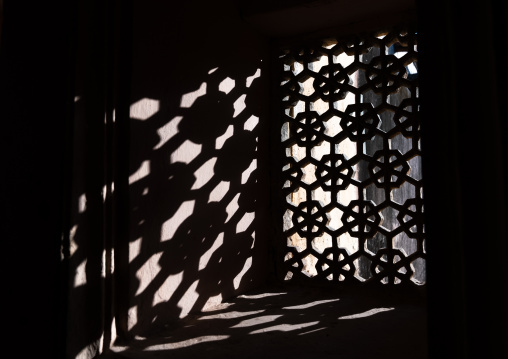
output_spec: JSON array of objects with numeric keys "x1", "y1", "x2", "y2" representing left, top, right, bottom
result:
[{"x1": 279, "y1": 26, "x2": 425, "y2": 285}]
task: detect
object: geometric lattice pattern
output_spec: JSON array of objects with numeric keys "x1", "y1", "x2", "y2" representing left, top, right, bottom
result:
[{"x1": 280, "y1": 27, "x2": 425, "y2": 285}]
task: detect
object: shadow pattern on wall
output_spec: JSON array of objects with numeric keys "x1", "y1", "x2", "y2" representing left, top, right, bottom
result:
[
  {"x1": 64, "y1": 2, "x2": 272, "y2": 357},
  {"x1": 126, "y1": 59, "x2": 270, "y2": 336}
]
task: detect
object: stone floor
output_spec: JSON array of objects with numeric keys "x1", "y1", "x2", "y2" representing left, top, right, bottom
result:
[{"x1": 100, "y1": 284, "x2": 428, "y2": 359}]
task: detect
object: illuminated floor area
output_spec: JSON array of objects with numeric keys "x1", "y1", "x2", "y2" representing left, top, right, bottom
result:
[{"x1": 102, "y1": 285, "x2": 427, "y2": 359}]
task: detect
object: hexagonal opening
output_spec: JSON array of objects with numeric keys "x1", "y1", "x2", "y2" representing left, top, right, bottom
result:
[
  {"x1": 310, "y1": 97, "x2": 329, "y2": 115},
  {"x1": 301, "y1": 162, "x2": 317, "y2": 185},
  {"x1": 311, "y1": 232, "x2": 333, "y2": 253},
  {"x1": 364, "y1": 233, "x2": 387, "y2": 256},
  {"x1": 393, "y1": 232, "x2": 418, "y2": 256},
  {"x1": 354, "y1": 255, "x2": 373, "y2": 282},
  {"x1": 287, "y1": 232, "x2": 307, "y2": 253},
  {"x1": 301, "y1": 253, "x2": 319, "y2": 277},
  {"x1": 326, "y1": 207, "x2": 343, "y2": 231},
  {"x1": 410, "y1": 257, "x2": 426, "y2": 285}
]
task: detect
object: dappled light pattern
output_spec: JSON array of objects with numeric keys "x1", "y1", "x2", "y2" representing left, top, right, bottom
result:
[
  {"x1": 106, "y1": 286, "x2": 427, "y2": 359},
  {"x1": 125, "y1": 61, "x2": 267, "y2": 336},
  {"x1": 279, "y1": 27, "x2": 425, "y2": 285},
  {"x1": 130, "y1": 98, "x2": 160, "y2": 120}
]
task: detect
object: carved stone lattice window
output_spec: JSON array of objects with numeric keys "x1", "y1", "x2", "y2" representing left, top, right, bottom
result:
[{"x1": 279, "y1": 26, "x2": 425, "y2": 285}]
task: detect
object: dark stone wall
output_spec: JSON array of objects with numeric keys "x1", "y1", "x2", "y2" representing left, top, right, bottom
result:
[
  {"x1": 0, "y1": 1, "x2": 73, "y2": 358},
  {"x1": 418, "y1": 0, "x2": 508, "y2": 357}
]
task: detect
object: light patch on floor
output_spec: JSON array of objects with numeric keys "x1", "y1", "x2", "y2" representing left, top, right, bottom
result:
[
  {"x1": 249, "y1": 321, "x2": 319, "y2": 334},
  {"x1": 146, "y1": 336, "x2": 230, "y2": 351},
  {"x1": 231, "y1": 315, "x2": 283, "y2": 328},
  {"x1": 282, "y1": 298, "x2": 340, "y2": 310},
  {"x1": 237, "y1": 292, "x2": 287, "y2": 299},
  {"x1": 198, "y1": 309, "x2": 265, "y2": 320},
  {"x1": 338, "y1": 307, "x2": 394, "y2": 320}
]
